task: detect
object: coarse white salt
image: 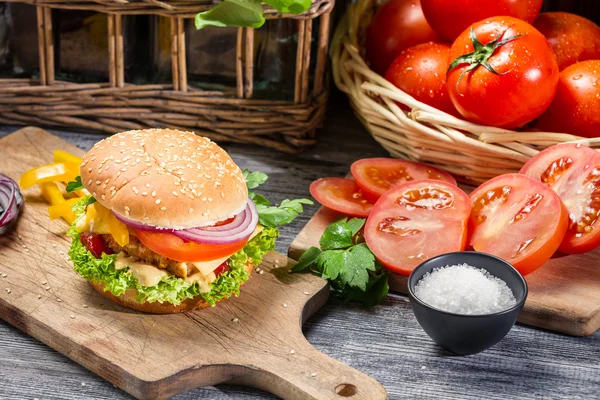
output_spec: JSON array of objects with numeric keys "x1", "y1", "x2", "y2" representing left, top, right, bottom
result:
[{"x1": 414, "y1": 263, "x2": 517, "y2": 315}]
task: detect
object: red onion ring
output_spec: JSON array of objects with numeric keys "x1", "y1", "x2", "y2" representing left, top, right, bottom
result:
[
  {"x1": 0, "y1": 174, "x2": 23, "y2": 235},
  {"x1": 114, "y1": 200, "x2": 258, "y2": 245}
]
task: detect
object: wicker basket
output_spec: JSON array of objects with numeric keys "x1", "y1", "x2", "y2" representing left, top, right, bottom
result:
[
  {"x1": 332, "y1": 0, "x2": 600, "y2": 183},
  {"x1": 0, "y1": 0, "x2": 334, "y2": 153}
]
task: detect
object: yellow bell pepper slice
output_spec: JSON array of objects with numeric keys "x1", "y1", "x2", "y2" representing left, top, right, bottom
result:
[
  {"x1": 40, "y1": 182, "x2": 65, "y2": 205},
  {"x1": 48, "y1": 198, "x2": 80, "y2": 224},
  {"x1": 53, "y1": 150, "x2": 83, "y2": 165},
  {"x1": 20, "y1": 162, "x2": 80, "y2": 189},
  {"x1": 93, "y1": 203, "x2": 130, "y2": 247}
]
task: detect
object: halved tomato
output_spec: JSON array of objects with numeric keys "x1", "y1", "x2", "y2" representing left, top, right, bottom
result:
[
  {"x1": 310, "y1": 178, "x2": 374, "y2": 217},
  {"x1": 133, "y1": 229, "x2": 248, "y2": 262},
  {"x1": 469, "y1": 174, "x2": 568, "y2": 275},
  {"x1": 351, "y1": 158, "x2": 456, "y2": 200},
  {"x1": 520, "y1": 144, "x2": 600, "y2": 254},
  {"x1": 364, "y1": 180, "x2": 471, "y2": 275}
]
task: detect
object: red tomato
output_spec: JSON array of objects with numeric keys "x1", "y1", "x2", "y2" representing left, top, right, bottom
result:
[
  {"x1": 365, "y1": 0, "x2": 440, "y2": 75},
  {"x1": 364, "y1": 180, "x2": 471, "y2": 275},
  {"x1": 537, "y1": 61, "x2": 600, "y2": 139},
  {"x1": 80, "y1": 232, "x2": 114, "y2": 259},
  {"x1": 310, "y1": 178, "x2": 374, "y2": 217},
  {"x1": 520, "y1": 144, "x2": 600, "y2": 254},
  {"x1": 134, "y1": 229, "x2": 248, "y2": 262},
  {"x1": 213, "y1": 262, "x2": 230, "y2": 276},
  {"x1": 447, "y1": 17, "x2": 559, "y2": 129},
  {"x1": 534, "y1": 12, "x2": 600, "y2": 71},
  {"x1": 385, "y1": 42, "x2": 458, "y2": 116},
  {"x1": 421, "y1": 0, "x2": 543, "y2": 42},
  {"x1": 351, "y1": 158, "x2": 456, "y2": 200},
  {"x1": 469, "y1": 174, "x2": 568, "y2": 275}
]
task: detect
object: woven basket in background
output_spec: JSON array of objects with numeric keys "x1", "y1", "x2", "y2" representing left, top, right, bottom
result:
[{"x1": 331, "y1": 0, "x2": 600, "y2": 183}]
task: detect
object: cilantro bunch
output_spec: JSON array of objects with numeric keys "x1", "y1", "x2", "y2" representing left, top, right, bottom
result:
[
  {"x1": 292, "y1": 218, "x2": 389, "y2": 306},
  {"x1": 244, "y1": 170, "x2": 313, "y2": 228}
]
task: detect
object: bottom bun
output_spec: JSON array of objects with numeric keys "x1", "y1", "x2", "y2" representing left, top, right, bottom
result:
[{"x1": 89, "y1": 262, "x2": 254, "y2": 314}]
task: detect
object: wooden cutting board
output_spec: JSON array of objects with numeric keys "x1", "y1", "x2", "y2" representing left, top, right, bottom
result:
[
  {"x1": 289, "y1": 189, "x2": 600, "y2": 337},
  {"x1": 0, "y1": 127, "x2": 388, "y2": 400}
]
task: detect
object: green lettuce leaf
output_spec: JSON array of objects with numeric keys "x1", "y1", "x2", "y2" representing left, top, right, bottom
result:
[{"x1": 68, "y1": 198, "x2": 279, "y2": 306}]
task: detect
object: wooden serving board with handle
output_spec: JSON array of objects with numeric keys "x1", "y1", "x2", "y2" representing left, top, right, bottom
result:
[
  {"x1": 289, "y1": 187, "x2": 600, "y2": 337},
  {"x1": 0, "y1": 127, "x2": 388, "y2": 400}
]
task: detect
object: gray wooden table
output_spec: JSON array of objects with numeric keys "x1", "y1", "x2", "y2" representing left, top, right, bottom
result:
[{"x1": 1, "y1": 95, "x2": 599, "y2": 400}]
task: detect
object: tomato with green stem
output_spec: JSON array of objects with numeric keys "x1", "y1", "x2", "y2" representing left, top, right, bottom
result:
[{"x1": 446, "y1": 17, "x2": 559, "y2": 129}]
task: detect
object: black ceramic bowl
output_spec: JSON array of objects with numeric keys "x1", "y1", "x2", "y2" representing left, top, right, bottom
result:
[{"x1": 407, "y1": 251, "x2": 528, "y2": 356}]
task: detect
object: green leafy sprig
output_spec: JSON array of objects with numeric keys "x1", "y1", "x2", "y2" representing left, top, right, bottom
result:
[
  {"x1": 292, "y1": 218, "x2": 389, "y2": 306},
  {"x1": 243, "y1": 169, "x2": 313, "y2": 228},
  {"x1": 66, "y1": 176, "x2": 96, "y2": 206},
  {"x1": 195, "y1": 0, "x2": 312, "y2": 30}
]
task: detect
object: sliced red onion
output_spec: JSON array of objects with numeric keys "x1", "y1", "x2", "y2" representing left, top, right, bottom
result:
[
  {"x1": 114, "y1": 200, "x2": 258, "y2": 245},
  {"x1": 0, "y1": 174, "x2": 23, "y2": 235}
]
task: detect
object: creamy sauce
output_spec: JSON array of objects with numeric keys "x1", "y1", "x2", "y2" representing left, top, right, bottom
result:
[
  {"x1": 115, "y1": 252, "x2": 168, "y2": 287},
  {"x1": 185, "y1": 271, "x2": 216, "y2": 293},
  {"x1": 185, "y1": 256, "x2": 229, "y2": 276}
]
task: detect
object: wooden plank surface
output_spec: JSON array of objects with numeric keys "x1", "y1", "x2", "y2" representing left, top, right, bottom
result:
[
  {"x1": 0, "y1": 127, "x2": 387, "y2": 400},
  {"x1": 289, "y1": 191, "x2": 600, "y2": 337},
  {"x1": 1, "y1": 95, "x2": 599, "y2": 399}
]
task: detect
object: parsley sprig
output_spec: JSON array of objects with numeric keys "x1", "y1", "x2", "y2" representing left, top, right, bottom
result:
[
  {"x1": 66, "y1": 176, "x2": 96, "y2": 206},
  {"x1": 243, "y1": 169, "x2": 313, "y2": 228},
  {"x1": 292, "y1": 218, "x2": 389, "y2": 307}
]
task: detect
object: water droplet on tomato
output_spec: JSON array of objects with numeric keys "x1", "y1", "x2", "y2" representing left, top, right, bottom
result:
[
  {"x1": 573, "y1": 74, "x2": 583, "y2": 80},
  {"x1": 428, "y1": 90, "x2": 434, "y2": 97},
  {"x1": 405, "y1": 67, "x2": 413, "y2": 72}
]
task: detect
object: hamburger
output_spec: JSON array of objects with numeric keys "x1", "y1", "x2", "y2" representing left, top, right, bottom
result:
[{"x1": 67, "y1": 129, "x2": 310, "y2": 313}]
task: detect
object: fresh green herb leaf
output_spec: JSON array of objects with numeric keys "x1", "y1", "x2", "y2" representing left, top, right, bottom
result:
[
  {"x1": 83, "y1": 196, "x2": 97, "y2": 207},
  {"x1": 347, "y1": 218, "x2": 366, "y2": 237},
  {"x1": 292, "y1": 246, "x2": 321, "y2": 272},
  {"x1": 256, "y1": 198, "x2": 313, "y2": 228},
  {"x1": 249, "y1": 192, "x2": 271, "y2": 206},
  {"x1": 263, "y1": 0, "x2": 312, "y2": 14},
  {"x1": 319, "y1": 218, "x2": 354, "y2": 250},
  {"x1": 244, "y1": 169, "x2": 312, "y2": 227},
  {"x1": 194, "y1": 0, "x2": 311, "y2": 30},
  {"x1": 65, "y1": 176, "x2": 84, "y2": 193},
  {"x1": 195, "y1": 0, "x2": 265, "y2": 30},
  {"x1": 293, "y1": 218, "x2": 388, "y2": 306},
  {"x1": 340, "y1": 243, "x2": 375, "y2": 291},
  {"x1": 244, "y1": 169, "x2": 269, "y2": 190}
]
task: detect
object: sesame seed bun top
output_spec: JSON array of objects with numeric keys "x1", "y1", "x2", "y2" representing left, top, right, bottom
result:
[{"x1": 80, "y1": 129, "x2": 248, "y2": 229}]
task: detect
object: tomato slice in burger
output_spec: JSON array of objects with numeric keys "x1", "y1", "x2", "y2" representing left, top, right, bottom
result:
[
  {"x1": 520, "y1": 144, "x2": 600, "y2": 254},
  {"x1": 469, "y1": 174, "x2": 568, "y2": 275},
  {"x1": 364, "y1": 180, "x2": 471, "y2": 275},
  {"x1": 133, "y1": 229, "x2": 248, "y2": 262},
  {"x1": 351, "y1": 158, "x2": 456, "y2": 200},
  {"x1": 310, "y1": 178, "x2": 374, "y2": 217}
]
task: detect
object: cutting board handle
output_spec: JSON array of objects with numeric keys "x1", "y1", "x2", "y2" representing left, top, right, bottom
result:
[{"x1": 228, "y1": 335, "x2": 388, "y2": 400}]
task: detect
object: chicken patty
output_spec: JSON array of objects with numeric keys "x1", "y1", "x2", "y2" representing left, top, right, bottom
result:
[{"x1": 102, "y1": 233, "x2": 194, "y2": 278}]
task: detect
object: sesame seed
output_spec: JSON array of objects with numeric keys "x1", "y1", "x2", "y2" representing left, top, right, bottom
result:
[
  {"x1": 1, "y1": 274, "x2": 6, "y2": 278},
  {"x1": 52, "y1": 243, "x2": 57, "y2": 247},
  {"x1": 202, "y1": 197, "x2": 207, "y2": 202},
  {"x1": 151, "y1": 191, "x2": 156, "y2": 197},
  {"x1": 101, "y1": 194, "x2": 106, "y2": 200},
  {"x1": 189, "y1": 208, "x2": 194, "y2": 214},
  {"x1": 160, "y1": 206, "x2": 166, "y2": 211},
  {"x1": 208, "y1": 198, "x2": 213, "y2": 202},
  {"x1": 310, "y1": 373, "x2": 317, "y2": 377},
  {"x1": 37, "y1": 295, "x2": 42, "y2": 299},
  {"x1": 259, "y1": 270, "x2": 264, "y2": 275},
  {"x1": 81, "y1": 382, "x2": 86, "y2": 387},
  {"x1": 303, "y1": 291, "x2": 310, "y2": 295},
  {"x1": 231, "y1": 317, "x2": 239, "y2": 322},
  {"x1": 5, "y1": 288, "x2": 11, "y2": 294},
  {"x1": 290, "y1": 349, "x2": 295, "y2": 354},
  {"x1": 141, "y1": 192, "x2": 148, "y2": 196},
  {"x1": 70, "y1": 314, "x2": 75, "y2": 319},
  {"x1": 95, "y1": 180, "x2": 101, "y2": 185},
  {"x1": 172, "y1": 191, "x2": 178, "y2": 196},
  {"x1": 155, "y1": 199, "x2": 161, "y2": 204},
  {"x1": 104, "y1": 178, "x2": 110, "y2": 184},
  {"x1": 146, "y1": 183, "x2": 150, "y2": 187},
  {"x1": 45, "y1": 286, "x2": 51, "y2": 290},
  {"x1": 283, "y1": 303, "x2": 288, "y2": 308},
  {"x1": 41, "y1": 281, "x2": 47, "y2": 285},
  {"x1": 57, "y1": 299, "x2": 62, "y2": 302}
]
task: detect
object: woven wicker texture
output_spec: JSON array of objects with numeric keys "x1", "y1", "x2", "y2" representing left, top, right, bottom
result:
[
  {"x1": 331, "y1": 0, "x2": 600, "y2": 183},
  {"x1": 0, "y1": 1, "x2": 333, "y2": 153}
]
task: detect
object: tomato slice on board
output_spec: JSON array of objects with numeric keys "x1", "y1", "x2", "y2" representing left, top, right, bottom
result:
[
  {"x1": 133, "y1": 229, "x2": 248, "y2": 263},
  {"x1": 351, "y1": 158, "x2": 456, "y2": 200},
  {"x1": 469, "y1": 174, "x2": 568, "y2": 275},
  {"x1": 364, "y1": 180, "x2": 471, "y2": 275},
  {"x1": 520, "y1": 144, "x2": 600, "y2": 254},
  {"x1": 310, "y1": 178, "x2": 374, "y2": 217}
]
